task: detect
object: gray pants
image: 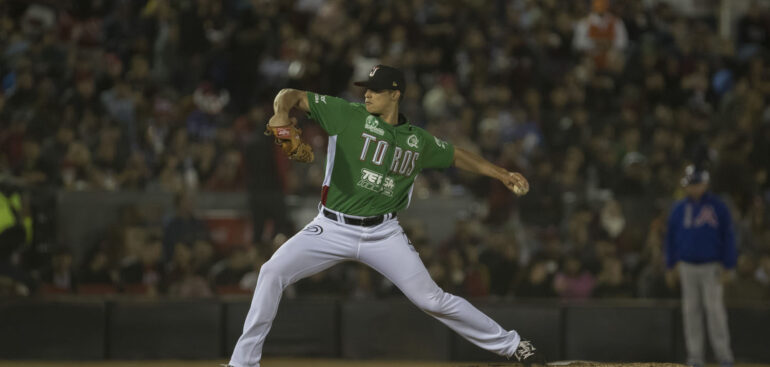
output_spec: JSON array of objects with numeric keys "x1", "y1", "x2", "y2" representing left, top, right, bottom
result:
[{"x1": 679, "y1": 262, "x2": 734, "y2": 366}]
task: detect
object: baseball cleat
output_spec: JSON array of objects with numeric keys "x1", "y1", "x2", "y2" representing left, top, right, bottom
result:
[{"x1": 513, "y1": 339, "x2": 547, "y2": 365}]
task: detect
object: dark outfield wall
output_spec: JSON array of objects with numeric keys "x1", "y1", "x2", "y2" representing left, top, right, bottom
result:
[{"x1": 0, "y1": 298, "x2": 768, "y2": 363}]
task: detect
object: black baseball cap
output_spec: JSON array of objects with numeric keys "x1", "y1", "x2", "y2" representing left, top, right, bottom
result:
[
  {"x1": 354, "y1": 65, "x2": 405, "y2": 94},
  {"x1": 681, "y1": 164, "x2": 710, "y2": 187}
]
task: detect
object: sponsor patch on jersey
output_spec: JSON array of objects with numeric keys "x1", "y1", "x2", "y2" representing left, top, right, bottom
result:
[
  {"x1": 382, "y1": 177, "x2": 395, "y2": 197},
  {"x1": 365, "y1": 115, "x2": 385, "y2": 136},
  {"x1": 407, "y1": 134, "x2": 419, "y2": 149},
  {"x1": 302, "y1": 224, "x2": 324, "y2": 235},
  {"x1": 356, "y1": 169, "x2": 393, "y2": 197},
  {"x1": 358, "y1": 168, "x2": 383, "y2": 192},
  {"x1": 313, "y1": 94, "x2": 327, "y2": 104}
]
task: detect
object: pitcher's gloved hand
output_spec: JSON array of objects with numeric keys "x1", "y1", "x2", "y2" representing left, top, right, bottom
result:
[{"x1": 264, "y1": 116, "x2": 314, "y2": 163}]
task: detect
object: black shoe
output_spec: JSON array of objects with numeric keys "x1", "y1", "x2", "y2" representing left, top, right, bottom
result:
[{"x1": 512, "y1": 340, "x2": 547, "y2": 365}]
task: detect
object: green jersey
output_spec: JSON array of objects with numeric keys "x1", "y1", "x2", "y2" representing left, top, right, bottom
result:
[{"x1": 306, "y1": 92, "x2": 455, "y2": 216}]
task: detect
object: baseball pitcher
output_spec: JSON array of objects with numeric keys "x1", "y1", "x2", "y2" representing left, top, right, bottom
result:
[{"x1": 227, "y1": 65, "x2": 543, "y2": 367}]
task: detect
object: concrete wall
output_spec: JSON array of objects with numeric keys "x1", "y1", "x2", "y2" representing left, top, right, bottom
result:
[{"x1": 1, "y1": 297, "x2": 768, "y2": 363}]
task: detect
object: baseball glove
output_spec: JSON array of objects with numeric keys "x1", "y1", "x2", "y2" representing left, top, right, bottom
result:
[{"x1": 264, "y1": 118, "x2": 314, "y2": 163}]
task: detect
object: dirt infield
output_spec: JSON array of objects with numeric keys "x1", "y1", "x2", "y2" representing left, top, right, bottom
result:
[{"x1": 0, "y1": 360, "x2": 759, "y2": 367}]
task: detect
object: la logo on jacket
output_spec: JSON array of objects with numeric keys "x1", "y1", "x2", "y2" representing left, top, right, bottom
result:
[{"x1": 693, "y1": 205, "x2": 719, "y2": 228}]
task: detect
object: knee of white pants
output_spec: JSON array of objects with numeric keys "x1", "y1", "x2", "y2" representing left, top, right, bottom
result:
[
  {"x1": 258, "y1": 260, "x2": 286, "y2": 284},
  {"x1": 413, "y1": 289, "x2": 449, "y2": 315}
]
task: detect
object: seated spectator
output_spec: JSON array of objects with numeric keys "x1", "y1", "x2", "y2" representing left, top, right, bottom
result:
[
  {"x1": 18, "y1": 138, "x2": 51, "y2": 186},
  {"x1": 516, "y1": 259, "x2": 557, "y2": 299},
  {"x1": 636, "y1": 247, "x2": 678, "y2": 299},
  {"x1": 462, "y1": 245, "x2": 490, "y2": 298},
  {"x1": 349, "y1": 265, "x2": 376, "y2": 300},
  {"x1": 480, "y1": 233, "x2": 520, "y2": 297},
  {"x1": 166, "y1": 243, "x2": 212, "y2": 298},
  {"x1": 40, "y1": 247, "x2": 77, "y2": 294},
  {"x1": 210, "y1": 245, "x2": 256, "y2": 292},
  {"x1": 79, "y1": 245, "x2": 118, "y2": 294},
  {"x1": 726, "y1": 254, "x2": 768, "y2": 301},
  {"x1": 119, "y1": 234, "x2": 163, "y2": 295},
  {"x1": 162, "y1": 191, "x2": 210, "y2": 262},
  {"x1": 593, "y1": 255, "x2": 634, "y2": 298},
  {"x1": 757, "y1": 253, "x2": 770, "y2": 286},
  {"x1": 205, "y1": 149, "x2": 243, "y2": 191},
  {"x1": 573, "y1": 0, "x2": 628, "y2": 70},
  {"x1": 239, "y1": 246, "x2": 268, "y2": 292},
  {"x1": 191, "y1": 239, "x2": 215, "y2": 277},
  {"x1": 554, "y1": 257, "x2": 596, "y2": 300}
]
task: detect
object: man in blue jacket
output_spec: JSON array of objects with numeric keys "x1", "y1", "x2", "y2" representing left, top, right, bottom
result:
[{"x1": 666, "y1": 165, "x2": 736, "y2": 367}]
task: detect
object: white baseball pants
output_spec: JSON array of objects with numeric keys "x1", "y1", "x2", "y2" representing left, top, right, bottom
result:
[{"x1": 229, "y1": 207, "x2": 521, "y2": 367}]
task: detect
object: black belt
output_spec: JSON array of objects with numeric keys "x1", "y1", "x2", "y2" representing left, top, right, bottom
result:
[{"x1": 323, "y1": 209, "x2": 396, "y2": 227}]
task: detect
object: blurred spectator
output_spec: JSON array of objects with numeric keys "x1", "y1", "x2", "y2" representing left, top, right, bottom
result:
[
  {"x1": 349, "y1": 265, "x2": 376, "y2": 300},
  {"x1": 480, "y1": 232, "x2": 520, "y2": 297},
  {"x1": 593, "y1": 255, "x2": 633, "y2": 298},
  {"x1": 516, "y1": 259, "x2": 557, "y2": 299},
  {"x1": 238, "y1": 106, "x2": 294, "y2": 244},
  {"x1": 599, "y1": 198, "x2": 626, "y2": 240},
  {"x1": 204, "y1": 149, "x2": 243, "y2": 191},
  {"x1": 755, "y1": 253, "x2": 770, "y2": 286},
  {"x1": 735, "y1": 1, "x2": 770, "y2": 59},
  {"x1": 119, "y1": 234, "x2": 164, "y2": 296},
  {"x1": 554, "y1": 256, "x2": 596, "y2": 299},
  {"x1": 162, "y1": 191, "x2": 210, "y2": 262},
  {"x1": 210, "y1": 245, "x2": 256, "y2": 291},
  {"x1": 0, "y1": 0, "x2": 767, "y2": 302},
  {"x1": 637, "y1": 246, "x2": 679, "y2": 299},
  {"x1": 166, "y1": 242, "x2": 212, "y2": 298},
  {"x1": 0, "y1": 180, "x2": 29, "y2": 255},
  {"x1": 573, "y1": 0, "x2": 628, "y2": 70},
  {"x1": 191, "y1": 239, "x2": 215, "y2": 277},
  {"x1": 41, "y1": 247, "x2": 77, "y2": 294},
  {"x1": 80, "y1": 245, "x2": 117, "y2": 286},
  {"x1": 239, "y1": 246, "x2": 268, "y2": 292},
  {"x1": 725, "y1": 254, "x2": 768, "y2": 301},
  {"x1": 462, "y1": 245, "x2": 490, "y2": 298}
]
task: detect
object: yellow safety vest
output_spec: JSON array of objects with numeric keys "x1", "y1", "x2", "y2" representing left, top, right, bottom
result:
[{"x1": 0, "y1": 192, "x2": 31, "y2": 243}]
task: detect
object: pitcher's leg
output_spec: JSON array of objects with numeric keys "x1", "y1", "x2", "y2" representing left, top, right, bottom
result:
[
  {"x1": 680, "y1": 263, "x2": 706, "y2": 367},
  {"x1": 358, "y1": 230, "x2": 519, "y2": 357},
  {"x1": 703, "y1": 264, "x2": 734, "y2": 365},
  {"x1": 229, "y1": 219, "x2": 351, "y2": 367}
]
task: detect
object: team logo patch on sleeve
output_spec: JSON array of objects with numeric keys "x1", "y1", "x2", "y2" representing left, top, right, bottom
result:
[{"x1": 434, "y1": 137, "x2": 448, "y2": 149}]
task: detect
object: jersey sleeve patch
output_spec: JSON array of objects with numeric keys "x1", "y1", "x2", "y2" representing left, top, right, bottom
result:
[
  {"x1": 420, "y1": 129, "x2": 454, "y2": 169},
  {"x1": 306, "y1": 91, "x2": 352, "y2": 135}
]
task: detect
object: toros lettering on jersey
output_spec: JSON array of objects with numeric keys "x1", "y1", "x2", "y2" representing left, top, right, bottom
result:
[{"x1": 359, "y1": 134, "x2": 418, "y2": 177}]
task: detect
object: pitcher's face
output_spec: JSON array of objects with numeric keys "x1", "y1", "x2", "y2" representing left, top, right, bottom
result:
[{"x1": 364, "y1": 89, "x2": 399, "y2": 114}]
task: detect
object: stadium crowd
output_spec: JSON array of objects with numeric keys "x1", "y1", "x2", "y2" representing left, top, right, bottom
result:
[{"x1": 0, "y1": 0, "x2": 769, "y2": 300}]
